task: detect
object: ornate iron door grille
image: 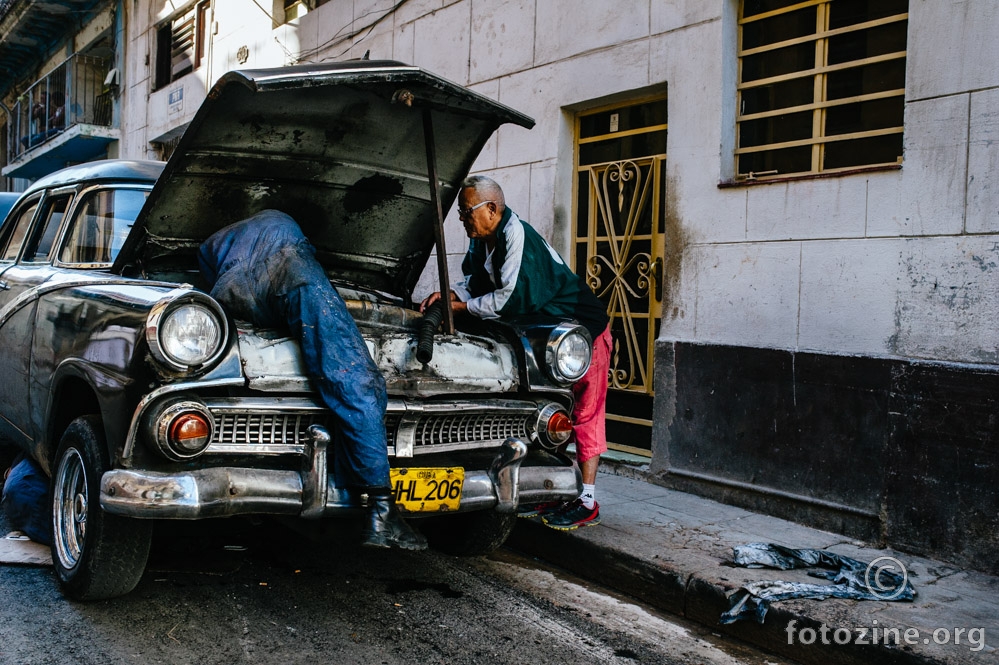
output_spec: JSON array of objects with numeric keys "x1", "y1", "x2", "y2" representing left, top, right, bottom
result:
[{"x1": 573, "y1": 98, "x2": 667, "y2": 457}]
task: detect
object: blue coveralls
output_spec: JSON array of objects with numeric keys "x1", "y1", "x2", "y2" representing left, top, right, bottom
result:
[{"x1": 198, "y1": 209, "x2": 391, "y2": 489}]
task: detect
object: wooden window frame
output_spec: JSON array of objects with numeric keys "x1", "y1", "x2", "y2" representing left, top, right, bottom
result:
[{"x1": 154, "y1": 1, "x2": 211, "y2": 91}]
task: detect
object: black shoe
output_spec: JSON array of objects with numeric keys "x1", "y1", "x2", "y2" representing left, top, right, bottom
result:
[
  {"x1": 542, "y1": 498, "x2": 600, "y2": 530},
  {"x1": 361, "y1": 493, "x2": 428, "y2": 551}
]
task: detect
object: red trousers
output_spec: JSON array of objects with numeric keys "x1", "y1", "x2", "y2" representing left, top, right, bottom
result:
[{"x1": 571, "y1": 326, "x2": 612, "y2": 464}]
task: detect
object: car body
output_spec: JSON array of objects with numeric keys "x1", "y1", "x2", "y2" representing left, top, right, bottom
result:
[{"x1": 0, "y1": 62, "x2": 590, "y2": 600}]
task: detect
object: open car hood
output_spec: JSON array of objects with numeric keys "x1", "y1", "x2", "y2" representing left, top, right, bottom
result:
[{"x1": 113, "y1": 61, "x2": 534, "y2": 300}]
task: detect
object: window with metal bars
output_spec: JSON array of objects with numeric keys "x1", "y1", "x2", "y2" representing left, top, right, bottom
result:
[
  {"x1": 154, "y1": 1, "x2": 210, "y2": 91},
  {"x1": 736, "y1": 0, "x2": 907, "y2": 180}
]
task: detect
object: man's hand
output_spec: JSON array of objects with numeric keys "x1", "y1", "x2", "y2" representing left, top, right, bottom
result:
[
  {"x1": 420, "y1": 290, "x2": 467, "y2": 314},
  {"x1": 419, "y1": 291, "x2": 442, "y2": 312},
  {"x1": 420, "y1": 291, "x2": 441, "y2": 312}
]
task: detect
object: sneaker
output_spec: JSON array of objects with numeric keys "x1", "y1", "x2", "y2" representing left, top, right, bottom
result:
[
  {"x1": 542, "y1": 499, "x2": 600, "y2": 530},
  {"x1": 517, "y1": 501, "x2": 562, "y2": 519}
]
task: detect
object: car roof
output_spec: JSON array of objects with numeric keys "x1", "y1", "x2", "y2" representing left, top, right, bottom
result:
[{"x1": 21, "y1": 160, "x2": 165, "y2": 197}]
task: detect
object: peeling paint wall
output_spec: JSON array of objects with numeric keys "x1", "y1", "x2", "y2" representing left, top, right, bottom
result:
[
  {"x1": 891, "y1": 238, "x2": 999, "y2": 364},
  {"x1": 660, "y1": 174, "x2": 689, "y2": 325}
]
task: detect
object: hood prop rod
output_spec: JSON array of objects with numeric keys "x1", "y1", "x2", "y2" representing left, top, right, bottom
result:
[{"x1": 422, "y1": 108, "x2": 455, "y2": 334}]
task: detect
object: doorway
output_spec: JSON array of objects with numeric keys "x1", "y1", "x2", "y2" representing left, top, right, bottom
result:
[{"x1": 572, "y1": 97, "x2": 667, "y2": 457}]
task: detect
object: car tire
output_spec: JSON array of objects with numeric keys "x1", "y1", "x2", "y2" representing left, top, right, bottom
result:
[
  {"x1": 422, "y1": 510, "x2": 517, "y2": 556},
  {"x1": 51, "y1": 415, "x2": 152, "y2": 601}
]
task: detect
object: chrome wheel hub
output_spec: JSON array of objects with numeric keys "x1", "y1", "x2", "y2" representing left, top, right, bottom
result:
[{"x1": 53, "y1": 448, "x2": 88, "y2": 570}]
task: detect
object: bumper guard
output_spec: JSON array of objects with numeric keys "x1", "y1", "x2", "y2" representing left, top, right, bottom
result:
[{"x1": 101, "y1": 427, "x2": 580, "y2": 520}]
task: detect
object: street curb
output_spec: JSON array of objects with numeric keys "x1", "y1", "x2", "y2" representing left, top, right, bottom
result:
[
  {"x1": 506, "y1": 517, "x2": 688, "y2": 616},
  {"x1": 506, "y1": 518, "x2": 942, "y2": 665}
]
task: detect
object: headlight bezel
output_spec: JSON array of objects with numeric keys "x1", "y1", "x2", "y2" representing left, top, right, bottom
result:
[
  {"x1": 146, "y1": 290, "x2": 229, "y2": 374},
  {"x1": 544, "y1": 323, "x2": 593, "y2": 384},
  {"x1": 531, "y1": 402, "x2": 574, "y2": 449}
]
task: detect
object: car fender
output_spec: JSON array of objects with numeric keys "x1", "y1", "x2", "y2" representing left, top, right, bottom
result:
[
  {"x1": 41, "y1": 358, "x2": 134, "y2": 474},
  {"x1": 26, "y1": 280, "x2": 237, "y2": 470}
]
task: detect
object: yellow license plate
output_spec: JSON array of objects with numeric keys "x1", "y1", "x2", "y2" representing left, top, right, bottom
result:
[{"x1": 390, "y1": 467, "x2": 464, "y2": 513}]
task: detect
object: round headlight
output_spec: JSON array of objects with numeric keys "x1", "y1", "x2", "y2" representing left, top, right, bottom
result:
[
  {"x1": 545, "y1": 324, "x2": 593, "y2": 384},
  {"x1": 147, "y1": 291, "x2": 228, "y2": 372},
  {"x1": 160, "y1": 304, "x2": 222, "y2": 365}
]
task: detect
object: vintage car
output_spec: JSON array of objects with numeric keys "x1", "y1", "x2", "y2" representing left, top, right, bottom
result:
[{"x1": 0, "y1": 62, "x2": 590, "y2": 600}]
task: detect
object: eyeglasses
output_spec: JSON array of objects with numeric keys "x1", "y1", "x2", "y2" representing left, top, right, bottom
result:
[{"x1": 457, "y1": 200, "x2": 494, "y2": 218}]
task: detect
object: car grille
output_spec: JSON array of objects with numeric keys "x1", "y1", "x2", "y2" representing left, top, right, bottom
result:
[
  {"x1": 213, "y1": 412, "x2": 330, "y2": 448},
  {"x1": 203, "y1": 398, "x2": 534, "y2": 457},
  {"x1": 412, "y1": 413, "x2": 529, "y2": 447}
]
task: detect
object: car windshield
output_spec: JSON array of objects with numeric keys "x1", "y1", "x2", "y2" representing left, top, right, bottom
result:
[{"x1": 59, "y1": 188, "x2": 148, "y2": 265}]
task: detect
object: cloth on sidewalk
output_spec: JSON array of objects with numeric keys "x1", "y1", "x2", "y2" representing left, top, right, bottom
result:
[
  {"x1": 720, "y1": 542, "x2": 916, "y2": 624},
  {"x1": 0, "y1": 531, "x2": 53, "y2": 566}
]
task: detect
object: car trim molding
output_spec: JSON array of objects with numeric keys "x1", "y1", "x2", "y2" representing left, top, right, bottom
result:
[{"x1": 0, "y1": 275, "x2": 186, "y2": 328}]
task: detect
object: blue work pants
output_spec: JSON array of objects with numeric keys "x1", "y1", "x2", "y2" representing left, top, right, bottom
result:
[{"x1": 280, "y1": 280, "x2": 391, "y2": 489}]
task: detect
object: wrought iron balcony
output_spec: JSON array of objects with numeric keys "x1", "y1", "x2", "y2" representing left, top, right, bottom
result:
[{"x1": 4, "y1": 52, "x2": 117, "y2": 179}]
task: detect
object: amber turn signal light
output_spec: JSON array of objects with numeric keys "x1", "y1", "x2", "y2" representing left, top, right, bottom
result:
[
  {"x1": 546, "y1": 411, "x2": 573, "y2": 444},
  {"x1": 169, "y1": 413, "x2": 212, "y2": 453}
]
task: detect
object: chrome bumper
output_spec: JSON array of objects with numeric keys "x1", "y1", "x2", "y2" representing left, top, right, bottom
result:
[{"x1": 100, "y1": 433, "x2": 580, "y2": 520}]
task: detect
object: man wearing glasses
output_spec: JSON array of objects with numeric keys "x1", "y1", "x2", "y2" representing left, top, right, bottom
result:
[{"x1": 421, "y1": 176, "x2": 611, "y2": 530}]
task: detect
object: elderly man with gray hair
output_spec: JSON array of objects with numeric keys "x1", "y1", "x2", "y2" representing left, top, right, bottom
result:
[{"x1": 422, "y1": 176, "x2": 611, "y2": 530}]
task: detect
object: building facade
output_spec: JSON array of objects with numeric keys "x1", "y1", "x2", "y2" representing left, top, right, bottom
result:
[{"x1": 1, "y1": 0, "x2": 996, "y2": 573}]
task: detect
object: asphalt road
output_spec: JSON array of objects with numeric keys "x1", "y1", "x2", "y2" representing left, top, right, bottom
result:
[{"x1": 0, "y1": 514, "x2": 794, "y2": 665}]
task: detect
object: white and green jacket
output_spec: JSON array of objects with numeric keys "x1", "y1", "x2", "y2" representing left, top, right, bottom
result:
[{"x1": 452, "y1": 208, "x2": 608, "y2": 339}]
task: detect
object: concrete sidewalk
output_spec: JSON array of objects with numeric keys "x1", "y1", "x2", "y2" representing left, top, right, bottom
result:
[{"x1": 506, "y1": 465, "x2": 998, "y2": 665}]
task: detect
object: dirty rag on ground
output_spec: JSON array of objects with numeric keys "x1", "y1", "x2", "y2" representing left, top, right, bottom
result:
[{"x1": 720, "y1": 542, "x2": 916, "y2": 624}]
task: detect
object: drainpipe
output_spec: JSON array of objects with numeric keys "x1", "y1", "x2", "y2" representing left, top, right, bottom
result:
[{"x1": 205, "y1": 0, "x2": 216, "y2": 92}]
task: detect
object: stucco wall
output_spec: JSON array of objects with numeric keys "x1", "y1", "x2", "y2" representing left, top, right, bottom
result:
[{"x1": 658, "y1": 0, "x2": 999, "y2": 365}]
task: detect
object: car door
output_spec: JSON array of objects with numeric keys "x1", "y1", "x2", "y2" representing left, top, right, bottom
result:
[{"x1": 0, "y1": 190, "x2": 73, "y2": 452}]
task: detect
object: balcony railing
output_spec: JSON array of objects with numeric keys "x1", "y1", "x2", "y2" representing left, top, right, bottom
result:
[{"x1": 8, "y1": 53, "x2": 112, "y2": 161}]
